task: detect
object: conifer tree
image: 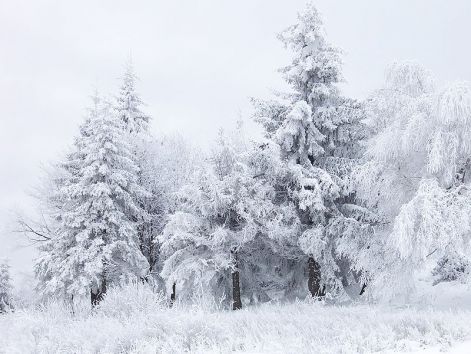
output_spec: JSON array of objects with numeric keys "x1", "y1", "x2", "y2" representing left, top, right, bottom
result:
[
  {"x1": 114, "y1": 61, "x2": 161, "y2": 282},
  {"x1": 35, "y1": 94, "x2": 148, "y2": 303},
  {"x1": 253, "y1": 3, "x2": 370, "y2": 298},
  {"x1": 0, "y1": 261, "x2": 13, "y2": 313}
]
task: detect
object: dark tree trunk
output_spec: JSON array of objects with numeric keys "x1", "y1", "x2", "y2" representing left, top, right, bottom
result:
[
  {"x1": 232, "y1": 270, "x2": 242, "y2": 310},
  {"x1": 170, "y1": 282, "x2": 176, "y2": 306},
  {"x1": 70, "y1": 294, "x2": 75, "y2": 315},
  {"x1": 90, "y1": 278, "x2": 107, "y2": 306},
  {"x1": 231, "y1": 249, "x2": 242, "y2": 310},
  {"x1": 359, "y1": 282, "x2": 367, "y2": 296},
  {"x1": 307, "y1": 256, "x2": 324, "y2": 298}
]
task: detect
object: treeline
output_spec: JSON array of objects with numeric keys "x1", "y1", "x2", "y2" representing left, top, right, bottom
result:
[{"x1": 20, "y1": 4, "x2": 471, "y2": 308}]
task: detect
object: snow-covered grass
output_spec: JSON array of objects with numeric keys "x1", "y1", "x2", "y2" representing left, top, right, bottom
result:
[{"x1": 1, "y1": 283, "x2": 471, "y2": 353}]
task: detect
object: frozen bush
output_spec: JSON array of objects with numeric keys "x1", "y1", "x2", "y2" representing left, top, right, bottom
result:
[
  {"x1": 432, "y1": 254, "x2": 470, "y2": 285},
  {"x1": 95, "y1": 282, "x2": 167, "y2": 319}
]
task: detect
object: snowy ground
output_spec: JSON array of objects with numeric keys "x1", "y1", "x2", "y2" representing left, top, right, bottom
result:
[{"x1": 1, "y1": 284, "x2": 471, "y2": 353}]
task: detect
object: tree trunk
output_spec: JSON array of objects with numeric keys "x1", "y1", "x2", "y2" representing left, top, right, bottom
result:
[
  {"x1": 170, "y1": 282, "x2": 176, "y2": 306},
  {"x1": 231, "y1": 250, "x2": 242, "y2": 310},
  {"x1": 307, "y1": 256, "x2": 324, "y2": 298},
  {"x1": 90, "y1": 278, "x2": 107, "y2": 306},
  {"x1": 70, "y1": 294, "x2": 75, "y2": 315},
  {"x1": 359, "y1": 283, "x2": 367, "y2": 296}
]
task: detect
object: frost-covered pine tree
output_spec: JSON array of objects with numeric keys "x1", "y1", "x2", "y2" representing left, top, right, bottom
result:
[
  {"x1": 253, "y1": 3, "x2": 370, "y2": 298},
  {"x1": 113, "y1": 61, "x2": 167, "y2": 284},
  {"x1": 35, "y1": 94, "x2": 148, "y2": 304},
  {"x1": 0, "y1": 261, "x2": 13, "y2": 313},
  {"x1": 356, "y1": 61, "x2": 471, "y2": 300}
]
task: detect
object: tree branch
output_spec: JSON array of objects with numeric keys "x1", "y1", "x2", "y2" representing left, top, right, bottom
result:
[{"x1": 16, "y1": 218, "x2": 52, "y2": 242}]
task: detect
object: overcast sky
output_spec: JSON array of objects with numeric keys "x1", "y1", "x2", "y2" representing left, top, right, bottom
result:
[{"x1": 2, "y1": 0, "x2": 471, "y2": 284}]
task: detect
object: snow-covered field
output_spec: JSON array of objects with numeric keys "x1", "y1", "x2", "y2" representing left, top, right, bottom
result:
[{"x1": 1, "y1": 284, "x2": 471, "y2": 354}]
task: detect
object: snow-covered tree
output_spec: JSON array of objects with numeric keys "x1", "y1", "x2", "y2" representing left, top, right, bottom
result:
[
  {"x1": 252, "y1": 3, "x2": 370, "y2": 298},
  {"x1": 136, "y1": 134, "x2": 200, "y2": 285},
  {"x1": 35, "y1": 94, "x2": 148, "y2": 304},
  {"x1": 160, "y1": 127, "x2": 283, "y2": 308},
  {"x1": 355, "y1": 62, "x2": 471, "y2": 300},
  {"x1": 113, "y1": 62, "x2": 157, "y2": 283},
  {"x1": 0, "y1": 261, "x2": 13, "y2": 313},
  {"x1": 113, "y1": 61, "x2": 172, "y2": 285}
]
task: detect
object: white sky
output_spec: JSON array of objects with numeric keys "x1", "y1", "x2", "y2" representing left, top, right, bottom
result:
[{"x1": 1, "y1": 0, "x2": 471, "y2": 284}]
